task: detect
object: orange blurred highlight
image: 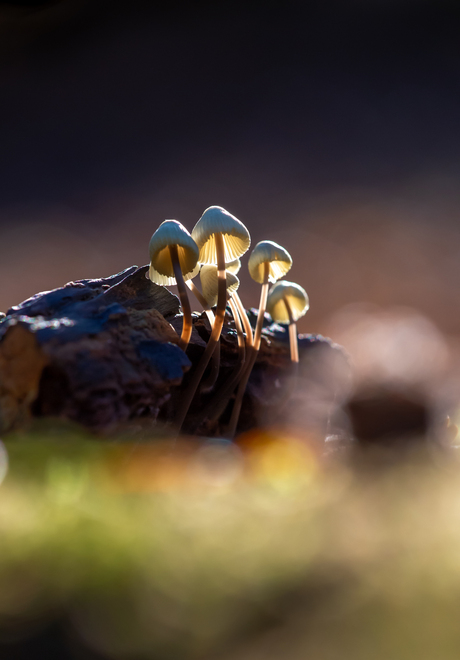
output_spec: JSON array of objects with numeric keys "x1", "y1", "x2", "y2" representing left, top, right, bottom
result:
[
  {"x1": 100, "y1": 441, "x2": 197, "y2": 493},
  {"x1": 97, "y1": 429, "x2": 320, "y2": 494},
  {"x1": 237, "y1": 427, "x2": 320, "y2": 489},
  {"x1": 100, "y1": 438, "x2": 244, "y2": 493}
]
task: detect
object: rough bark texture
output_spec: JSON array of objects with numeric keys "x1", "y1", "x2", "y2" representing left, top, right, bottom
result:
[{"x1": 0, "y1": 266, "x2": 350, "y2": 438}]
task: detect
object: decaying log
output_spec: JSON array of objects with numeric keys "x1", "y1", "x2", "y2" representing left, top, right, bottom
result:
[{"x1": 0, "y1": 266, "x2": 350, "y2": 438}]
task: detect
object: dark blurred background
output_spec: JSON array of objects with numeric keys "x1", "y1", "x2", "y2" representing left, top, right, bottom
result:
[{"x1": 0, "y1": 0, "x2": 459, "y2": 341}]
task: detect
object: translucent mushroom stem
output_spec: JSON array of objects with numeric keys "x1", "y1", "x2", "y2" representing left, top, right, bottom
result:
[
  {"x1": 288, "y1": 323, "x2": 299, "y2": 362},
  {"x1": 233, "y1": 292, "x2": 253, "y2": 347},
  {"x1": 200, "y1": 342, "x2": 221, "y2": 393},
  {"x1": 229, "y1": 298, "x2": 246, "y2": 363},
  {"x1": 169, "y1": 244, "x2": 192, "y2": 351},
  {"x1": 185, "y1": 279, "x2": 218, "y2": 393},
  {"x1": 200, "y1": 295, "x2": 243, "y2": 398},
  {"x1": 176, "y1": 232, "x2": 227, "y2": 430},
  {"x1": 261, "y1": 297, "x2": 300, "y2": 414},
  {"x1": 284, "y1": 297, "x2": 299, "y2": 363},
  {"x1": 213, "y1": 232, "x2": 228, "y2": 339},
  {"x1": 226, "y1": 262, "x2": 270, "y2": 438},
  {"x1": 253, "y1": 262, "x2": 270, "y2": 350},
  {"x1": 193, "y1": 297, "x2": 246, "y2": 429}
]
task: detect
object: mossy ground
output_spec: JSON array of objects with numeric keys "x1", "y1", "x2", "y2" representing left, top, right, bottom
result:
[{"x1": 1, "y1": 422, "x2": 460, "y2": 659}]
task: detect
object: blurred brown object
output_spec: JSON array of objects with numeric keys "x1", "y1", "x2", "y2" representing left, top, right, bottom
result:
[{"x1": 347, "y1": 387, "x2": 429, "y2": 446}]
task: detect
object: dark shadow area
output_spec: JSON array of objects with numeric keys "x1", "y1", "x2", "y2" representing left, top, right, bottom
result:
[{"x1": 0, "y1": 0, "x2": 459, "y2": 335}]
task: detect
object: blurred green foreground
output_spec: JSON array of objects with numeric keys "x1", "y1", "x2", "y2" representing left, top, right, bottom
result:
[{"x1": 1, "y1": 424, "x2": 460, "y2": 659}]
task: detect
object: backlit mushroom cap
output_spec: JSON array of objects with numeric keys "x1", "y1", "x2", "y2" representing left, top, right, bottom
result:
[
  {"x1": 191, "y1": 206, "x2": 250, "y2": 264},
  {"x1": 225, "y1": 259, "x2": 241, "y2": 275},
  {"x1": 148, "y1": 220, "x2": 200, "y2": 286},
  {"x1": 200, "y1": 265, "x2": 240, "y2": 308},
  {"x1": 248, "y1": 240, "x2": 292, "y2": 284},
  {"x1": 266, "y1": 281, "x2": 309, "y2": 324}
]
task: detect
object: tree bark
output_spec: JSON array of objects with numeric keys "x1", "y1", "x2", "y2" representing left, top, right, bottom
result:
[{"x1": 0, "y1": 266, "x2": 350, "y2": 438}]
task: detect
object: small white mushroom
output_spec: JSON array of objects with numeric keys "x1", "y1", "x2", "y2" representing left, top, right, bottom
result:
[
  {"x1": 267, "y1": 281, "x2": 309, "y2": 362},
  {"x1": 248, "y1": 240, "x2": 292, "y2": 284},
  {"x1": 247, "y1": 240, "x2": 293, "y2": 350},
  {"x1": 191, "y1": 207, "x2": 250, "y2": 327},
  {"x1": 187, "y1": 259, "x2": 241, "y2": 326},
  {"x1": 191, "y1": 206, "x2": 250, "y2": 265},
  {"x1": 148, "y1": 220, "x2": 200, "y2": 285},
  {"x1": 148, "y1": 220, "x2": 199, "y2": 350}
]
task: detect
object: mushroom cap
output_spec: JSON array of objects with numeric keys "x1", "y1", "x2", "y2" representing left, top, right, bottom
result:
[
  {"x1": 248, "y1": 240, "x2": 293, "y2": 284},
  {"x1": 148, "y1": 220, "x2": 200, "y2": 286},
  {"x1": 191, "y1": 206, "x2": 250, "y2": 265},
  {"x1": 200, "y1": 265, "x2": 240, "y2": 308},
  {"x1": 225, "y1": 258, "x2": 241, "y2": 275},
  {"x1": 266, "y1": 281, "x2": 309, "y2": 324}
]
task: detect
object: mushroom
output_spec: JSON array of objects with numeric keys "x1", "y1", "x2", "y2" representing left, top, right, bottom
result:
[
  {"x1": 176, "y1": 206, "x2": 250, "y2": 430},
  {"x1": 266, "y1": 281, "x2": 309, "y2": 363},
  {"x1": 186, "y1": 259, "x2": 244, "y2": 327},
  {"x1": 227, "y1": 240, "x2": 292, "y2": 437},
  {"x1": 192, "y1": 207, "x2": 250, "y2": 266},
  {"x1": 148, "y1": 220, "x2": 199, "y2": 351},
  {"x1": 247, "y1": 240, "x2": 293, "y2": 351}
]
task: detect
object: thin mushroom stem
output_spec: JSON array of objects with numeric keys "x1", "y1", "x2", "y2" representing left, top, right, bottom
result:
[
  {"x1": 200, "y1": 341, "x2": 221, "y2": 393},
  {"x1": 191, "y1": 297, "x2": 246, "y2": 431},
  {"x1": 252, "y1": 262, "x2": 270, "y2": 350},
  {"x1": 205, "y1": 296, "x2": 245, "y2": 399},
  {"x1": 169, "y1": 244, "x2": 192, "y2": 351},
  {"x1": 261, "y1": 296, "x2": 299, "y2": 416},
  {"x1": 284, "y1": 298, "x2": 299, "y2": 363},
  {"x1": 233, "y1": 292, "x2": 254, "y2": 347},
  {"x1": 200, "y1": 291, "x2": 253, "y2": 429},
  {"x1": 185, "y1": 278, "x2": 218, "y2": 393},
  {"x1": 201, "y1": 294, "x2": 244, "y2": 396},
  {"x1": 288, "y1": 323, "x2": 299, "y2": 362},
  {"x1": 229, "y1": 298, "x2": 246, "y2": 363},
  {"x1": 214, "y1": 232, "x2": 228, "y2": 338},
  {"x1": 226, "y1": 347, "x2": 256, "y2": 439},
  {"x1": 226, "y1": 262, "x2": 270, "y2": 438},
  {"x1": 176, "y1": 233, "x2": 227, "y2": 430}
]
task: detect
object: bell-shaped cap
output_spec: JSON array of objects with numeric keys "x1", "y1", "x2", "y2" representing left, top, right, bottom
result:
[
  {"x1": 225, "y1": 258, "x2": 241, "y2": 275},
  {"x1": 148, "y1": 220, "x2": 200, "y2": 286},
  {"x1": 200, "y1": 265, "x2": 240, "y2": 308},
  {"x1": 191, "y1": 206, "x2": 250, "y2": 265},
  {"x1": 266, "y1": 281, "x2": 309, "y2": 324},
  {"x1": 248, "y1": 240, "x2": 292, "y2": 284}
]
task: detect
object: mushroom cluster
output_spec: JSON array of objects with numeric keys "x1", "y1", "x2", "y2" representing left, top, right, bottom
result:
[{"x1": 148, "y1": 206, "x2": 309, "y2": 435}]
